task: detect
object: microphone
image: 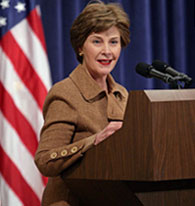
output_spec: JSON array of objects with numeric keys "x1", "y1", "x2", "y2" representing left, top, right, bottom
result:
[
  {"x1": 135, "y1": 62, "x2": 177, "y2": 84},
  {"x1": 152, "y1": 60, "x2": 192, "y2": 85}
]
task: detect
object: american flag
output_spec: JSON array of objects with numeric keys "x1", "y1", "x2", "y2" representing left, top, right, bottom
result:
[{"x1": 0, "y1": 0, "x2": 51, "y2": 205}]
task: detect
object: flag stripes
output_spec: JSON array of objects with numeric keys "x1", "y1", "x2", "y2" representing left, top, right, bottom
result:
[
  {"x1": 0, "y1": 146, "x2": 40, "y2": 206},
  {"x1": 0, "y1": 83, "x2": 38, "y2": 155},
  {"x1": 0, "y1": 31, "x2": 47, "y2": 110},
  {"x1": 11, "y1": 16, "x2": 51, "y2": 91},
  {"x1": 27, "y1": 8, "x2": 47, "y2": 52},
  {"x1": 0, "y1": 46, "x2": 43, "y2": 136},
  {"x1": 0, "y1": 112, "x2": 44, "y2": 200},
  {"x1": 0, "y1": 2, "x2": 51, "y2": 205},
  {"x1": 0, "y1": 174, "x2": 22, "y2": 206}
]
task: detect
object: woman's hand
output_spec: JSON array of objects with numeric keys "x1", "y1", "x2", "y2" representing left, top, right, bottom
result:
[{"x1": 94, "y1": 121, "x2": 123, "y2": 145}]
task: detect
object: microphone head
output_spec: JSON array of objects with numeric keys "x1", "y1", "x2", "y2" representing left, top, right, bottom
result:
[
  {"x1": 135, "y1": 62, "x2": 153, "y2": 78},
  {"x1": 152, "y1": 60, "x2": 169, "y2": 72}
]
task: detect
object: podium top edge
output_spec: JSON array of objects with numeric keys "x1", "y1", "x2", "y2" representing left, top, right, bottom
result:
[{"x1": 142, "y1": 89, "x2": 195, "y2": 102}]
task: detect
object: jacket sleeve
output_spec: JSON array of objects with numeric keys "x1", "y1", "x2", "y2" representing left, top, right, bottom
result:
[{"x1": 34, "y1": 96, "x2": 95, "y2": 177}]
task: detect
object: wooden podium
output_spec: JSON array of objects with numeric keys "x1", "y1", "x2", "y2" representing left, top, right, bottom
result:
[{"x1": 62, "y1": 89, "x2": 195, "y2": 206}]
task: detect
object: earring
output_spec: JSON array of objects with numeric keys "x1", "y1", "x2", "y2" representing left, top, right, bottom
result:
[{"x1": 79, "y1": 52, "x2": 83, "y2": 56}]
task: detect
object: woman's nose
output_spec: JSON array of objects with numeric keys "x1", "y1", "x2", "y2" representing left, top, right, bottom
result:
[{"x1": 102, "y1": 43, "x2": 111, "y2": 55}]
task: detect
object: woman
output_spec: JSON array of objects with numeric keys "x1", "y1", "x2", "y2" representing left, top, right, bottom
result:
[{"x1": 35, "y1": 1, "x2": 130, "y2": 205}]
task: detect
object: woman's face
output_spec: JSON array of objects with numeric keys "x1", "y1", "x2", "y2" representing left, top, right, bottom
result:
[{"x1": 81, "y1": 26, "x2": 121, "y2": 81}]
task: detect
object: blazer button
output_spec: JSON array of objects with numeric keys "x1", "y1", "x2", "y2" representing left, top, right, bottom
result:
[
  {"x1": 61, "y1": 149, "x2": 68, "y2": 157},
  {"x1": 71, "y1": 146, "x2": 78, "y2": 153},
  {"x1": 50, "y1": 152, "x2": 57, "y2": 159}
]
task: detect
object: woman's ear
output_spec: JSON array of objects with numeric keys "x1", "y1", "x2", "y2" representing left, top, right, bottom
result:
[{"x1": 78, "y1": 48, "x2": 83, "y2": 57}]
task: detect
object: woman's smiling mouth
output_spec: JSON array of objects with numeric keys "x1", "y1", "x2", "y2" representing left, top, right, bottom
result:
[{"x1": 97, "y1": 59, "x2": 112, "y2": 65}]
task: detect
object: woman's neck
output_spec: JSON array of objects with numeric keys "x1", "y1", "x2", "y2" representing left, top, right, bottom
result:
[
  {"x1": 94, "y1": 76, "x2": 108, "y2": 92},
  {"x1": 83, "y1": 65, "x2": 109, "y2": 92}
]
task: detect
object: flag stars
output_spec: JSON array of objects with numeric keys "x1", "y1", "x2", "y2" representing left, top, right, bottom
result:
[
  {"x1": 14, "y1": 1, "x2": 26, "y2": 13},
  {"x1": 0, "y1": 0, "x2": 10, "y2": 9},
  {"x1": 0, "y1": 16, "x2": 7, "y2": 27}
]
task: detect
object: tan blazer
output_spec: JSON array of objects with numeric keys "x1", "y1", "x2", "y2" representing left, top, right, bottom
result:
[{"x1": 34, "y1": 64, "x2": 128, "y2": 206}]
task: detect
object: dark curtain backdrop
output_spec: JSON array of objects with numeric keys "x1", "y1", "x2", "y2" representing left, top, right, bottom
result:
[{"x1": 39, "y1": 0, "x2": 195, "y2": 91}]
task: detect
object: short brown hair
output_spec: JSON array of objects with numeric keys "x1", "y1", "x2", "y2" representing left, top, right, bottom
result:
[{"x1": 70, "y1": 0, "x2": 130, "y2": 63}]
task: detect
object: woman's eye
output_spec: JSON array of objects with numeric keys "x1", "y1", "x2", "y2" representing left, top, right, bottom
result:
[
  {"x1": 93, "y1": 40, "x2": 100, "y2": 44},
  {"x1": 111, "y1": 40, "x2": 118, "y2": 45}
]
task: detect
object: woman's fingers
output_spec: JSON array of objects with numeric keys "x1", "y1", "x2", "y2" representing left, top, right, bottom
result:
[{"x1": 94, "y1": 121, "x2": 123, "y2": 145}]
